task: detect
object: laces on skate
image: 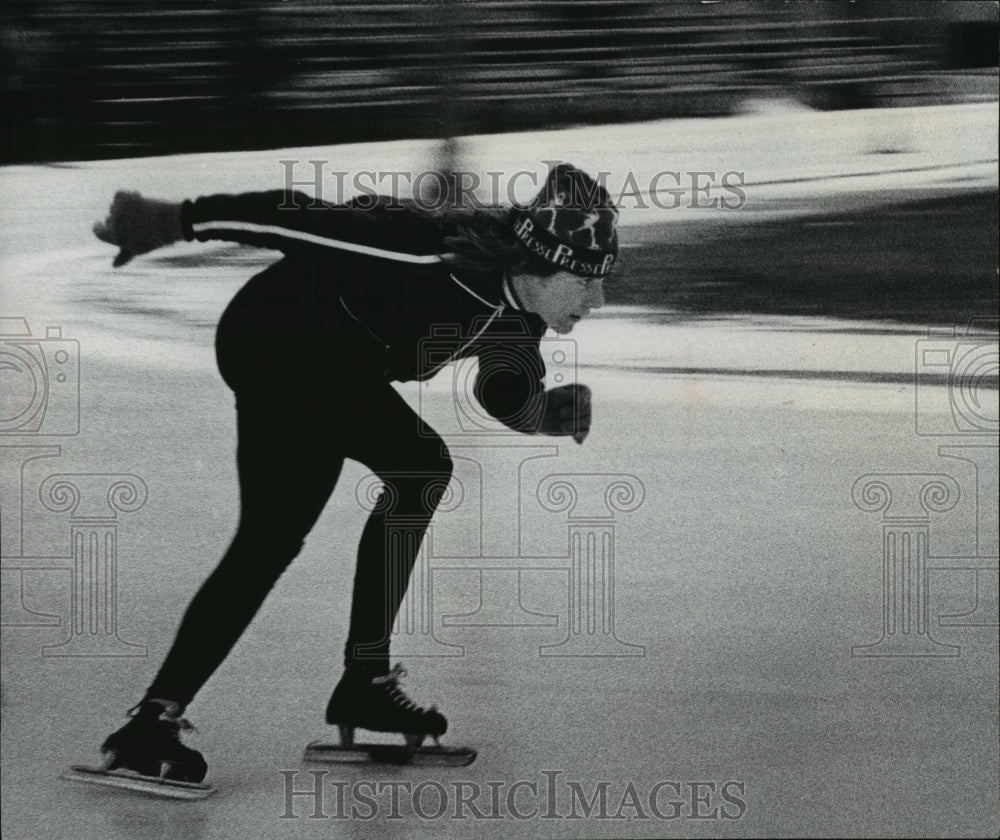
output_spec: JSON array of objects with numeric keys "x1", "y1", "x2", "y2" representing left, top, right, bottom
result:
[
  {"x1": 312, "y1": 664, "x2": 471, "y2": 764},
  {"x1": 100, "y1": 697, "x2": 208, "y2": 784},
  {"x1": 374, "y1": 665, "x2": 443, "y2": 728},
  {"x1": 125, "y1": 698, "x2": 196, "y2": 732},
  {"x1": 372, "y1": 664, "x2": 421, "y2": 712},
  {"x1": 328, "y1": 662, "x2": 447, "y2": 747}
]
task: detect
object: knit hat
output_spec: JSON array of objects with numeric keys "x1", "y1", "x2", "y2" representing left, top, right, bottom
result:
[{"x1": 512, "y1": 163, "x2": 619, "y2": 278}]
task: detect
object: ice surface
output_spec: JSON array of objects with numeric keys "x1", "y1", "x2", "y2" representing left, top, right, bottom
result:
[{"x1": 1, "y1": 109, "x2": 997, "y2": 839}]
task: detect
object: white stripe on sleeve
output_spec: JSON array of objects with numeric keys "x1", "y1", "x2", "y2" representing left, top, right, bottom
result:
[{"x1": 191, "y1": 220, "x2": 447, "y2": 264}]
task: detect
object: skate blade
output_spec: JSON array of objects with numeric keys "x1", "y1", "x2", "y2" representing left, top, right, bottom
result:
[
  {"x1": 304, "y1": 740, "x2": 477, "y2": 767},
  {"x1": 61, "y1": 765, "x2": 216, "y2": 800}
]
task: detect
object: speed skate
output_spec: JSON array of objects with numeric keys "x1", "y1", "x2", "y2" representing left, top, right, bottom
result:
[
  {"x1": 62, "y1": 698, "x2": 214, "y2": 799},
  {"x1": 60, "y1": 762, "x2": 216, "y2": 800},
  {"x1": 312, "y1": 664, "x2": 476, "y2": 766}
]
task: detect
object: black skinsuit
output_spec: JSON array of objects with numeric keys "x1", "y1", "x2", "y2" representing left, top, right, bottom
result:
[{"x1": 146, "y1": 191, "x2": 549, "y2": 706}]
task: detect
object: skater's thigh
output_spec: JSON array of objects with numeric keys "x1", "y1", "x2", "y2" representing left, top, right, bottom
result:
[
  {"x1": 341, "y1": 382, "x2": 451, "y2": 479},
  {"x1": 232, "y1": 394, "x2": 346, "y2": 538}
]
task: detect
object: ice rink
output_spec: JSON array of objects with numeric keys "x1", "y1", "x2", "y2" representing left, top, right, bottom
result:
[{"x1": 1, "y1": 112, "x2": 998, "y2": 838}]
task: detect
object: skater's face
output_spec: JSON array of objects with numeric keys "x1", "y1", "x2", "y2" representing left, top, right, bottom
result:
[{"x1": 523, "y1": 270, "x2": 605, "y2": 334}]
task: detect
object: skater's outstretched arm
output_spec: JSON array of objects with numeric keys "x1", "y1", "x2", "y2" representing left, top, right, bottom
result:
[{"x1": 94, "y1": 189, "x2": 444, "y2": 267}]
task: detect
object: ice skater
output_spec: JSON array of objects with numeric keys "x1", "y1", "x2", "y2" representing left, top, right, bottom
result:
[{"x1": 84, "y1": 162, "x2": 618, "y2": 789}]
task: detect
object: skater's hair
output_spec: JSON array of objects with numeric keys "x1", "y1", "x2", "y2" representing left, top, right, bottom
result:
[{"x1": 435, "y1": 206, "x2": 562, "y2": 281}]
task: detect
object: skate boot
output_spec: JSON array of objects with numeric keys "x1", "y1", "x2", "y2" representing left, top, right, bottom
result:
[
  {"x1": 100, "y1": 698, "x2": 208, "y2": 783},
  {"x1": 325, "y1": 664, "x2": 447, "y2": 749}
]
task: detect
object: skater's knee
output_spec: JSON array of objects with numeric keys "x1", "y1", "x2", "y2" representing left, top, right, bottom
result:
[
  {"x1": 376, "y1": 443, "x2": 452, "y2": 516},
  {"x1": 415, "y1": 438, "x2": 454, "y2": 485},
  {"x1": 437, "y1": 442, "x2": 454, "y2": 480},
  {"x1": 420, "y1": 454, "x2": 452, "y2": 512}
]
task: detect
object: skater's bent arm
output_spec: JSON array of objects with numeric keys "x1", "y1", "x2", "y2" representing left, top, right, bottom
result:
[
  {"x1": 473, "y1": 344, "x2": 546, "y2": 433},
  {"x1": 473, "y1": 343, "x2": 591, "y2": 440}
]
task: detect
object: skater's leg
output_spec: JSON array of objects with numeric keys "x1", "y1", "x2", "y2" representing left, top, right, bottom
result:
[
  {"x1": 145, "y1": 395, "x2": 345, "y2": 708},
  {"x1": 340, "y1": 382, "x2": 453, "y2": 673}
]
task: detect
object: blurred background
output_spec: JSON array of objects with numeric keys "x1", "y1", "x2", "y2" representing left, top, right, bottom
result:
[
  {"x1": 1, "y1": 0, "x2": 997, "y2": 322},
  {"x1": 2, "y1": 0, "x2": 997, "y2": 162}
]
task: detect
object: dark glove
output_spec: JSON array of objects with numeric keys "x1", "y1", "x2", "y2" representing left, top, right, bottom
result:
[
  {"x1": 93, "y1": 191, "x2": 183, "y2": 267},
  {"x1": 538, "y1": 383, "x2": 592, "y2": 444}
]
